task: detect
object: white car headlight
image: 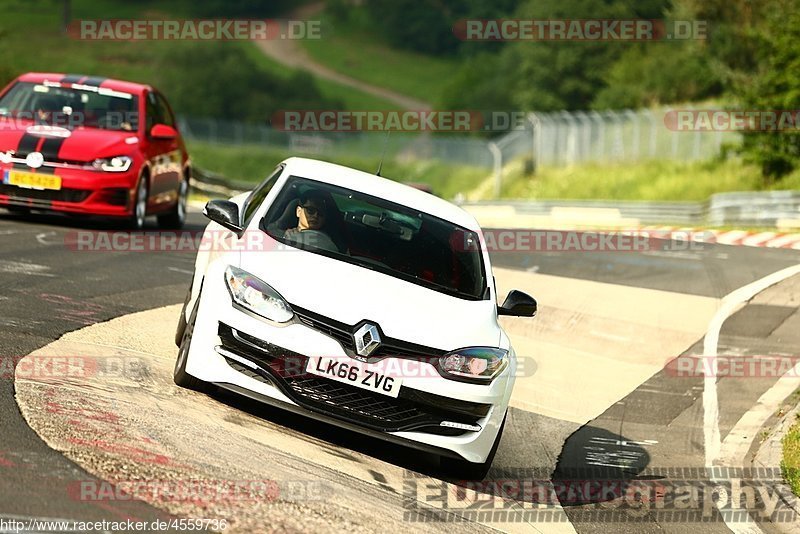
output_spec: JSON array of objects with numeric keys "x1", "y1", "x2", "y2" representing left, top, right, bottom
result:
[
  {"x1": 439, "y1": 347, "x2": 508, "y2": 383},
  {"x1": 224, "y1": 266, "x2": 294, "y2": 323},
  {"x1": 91, "y1": 155, "x2": 132, "y2": 172}
]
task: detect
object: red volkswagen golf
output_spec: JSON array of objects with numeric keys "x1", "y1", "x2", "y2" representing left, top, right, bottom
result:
[{"x1": 0, "y1": 72, "x2": 191, "y2": 229}]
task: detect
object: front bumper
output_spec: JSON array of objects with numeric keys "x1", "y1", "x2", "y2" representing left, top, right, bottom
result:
[
  {"x1": 0, "y1": 164, "x2": 137, "y2": 216},
  {"x1": 184, "y1": 279, "x2": 513, "y2": 463}
]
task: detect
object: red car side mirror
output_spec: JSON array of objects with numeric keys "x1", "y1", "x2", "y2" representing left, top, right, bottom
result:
[{"x1": 150, "y1": 124, "x2": 178, "y2": 140}]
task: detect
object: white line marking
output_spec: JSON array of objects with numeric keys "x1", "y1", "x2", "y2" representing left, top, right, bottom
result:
[
  {"x1": 590, "y1": 330, "x2": 629, "y2": 342},
  {"x1": 0, "y1": 260, "x2": 55, "y2": 277},
  {"x1": 720, "y1": 359, "x2": 800, "y2": 465},
  {"x1": 167, "y1": 267, "x2": 193, "y2": 275},
  {"x1": 704, "y1": 263, "x2": 800, "y2": 465},
  {"x1": 35, "y1": 231, "x2": 59, "y2": 245},
  {"x1": 703, "y1": 263, "x2": 800, "y2": 534}
]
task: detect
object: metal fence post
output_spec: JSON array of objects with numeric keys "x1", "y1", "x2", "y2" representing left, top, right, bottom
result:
[{"x1": 489, "y1": 141, "x2": 502, "y2": 199}]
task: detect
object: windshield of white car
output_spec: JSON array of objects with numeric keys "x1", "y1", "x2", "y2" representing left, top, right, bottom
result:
[
  {"x1": 0, "y1": 82, "x2": 138, "y2": 132},
  {"x1": 261, "y1": 176, "x2": 488, "y2": 301}
]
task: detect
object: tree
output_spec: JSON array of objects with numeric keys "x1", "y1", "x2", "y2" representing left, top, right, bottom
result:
[{"x1": 737, "y1": 0, "x2": 800, "y2": 179}]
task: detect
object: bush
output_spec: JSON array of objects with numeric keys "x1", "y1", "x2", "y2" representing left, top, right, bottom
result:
[{"x1": 737, "y1": 0, "x2": 800, "y2": 180}]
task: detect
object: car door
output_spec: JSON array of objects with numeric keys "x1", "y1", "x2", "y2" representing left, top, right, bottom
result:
[{"x1": 142, "y1": 91, "x2": 180, "y2": 209}]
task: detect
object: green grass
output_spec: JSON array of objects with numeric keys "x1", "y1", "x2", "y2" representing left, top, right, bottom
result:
[
  {"x1": 299, "y1": 15, "x2": 457, "y2": 106},
  {"x1": 783, "y1": 414, "x2": 800, "y2": 496},
  {"x1": 238, "y1": 43, "x2": 397, "y2": 111},
  {"x1": 0, "y1": 4, "x2": 173, "y2": 85},
  {"x1": 493, "y1": 158, "x2": 800, "y2": 201},
  {"x1": 187, "y1": 140, "x2": 487, "y2": 200},
  {"x1": 0, "y1": 1, "x2": 398, "y2": 112}
]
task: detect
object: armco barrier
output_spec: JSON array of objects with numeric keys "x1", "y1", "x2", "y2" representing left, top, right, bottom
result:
[
  {"x1": 190, "y1": 169, "x2": 799, "y2": 229},
  {"x1": 457, "y1": 192, "x2": 800, "y2": 228}
]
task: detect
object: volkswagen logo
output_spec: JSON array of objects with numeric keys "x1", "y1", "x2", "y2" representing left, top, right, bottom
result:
[
  {"x1": 25, "y1": 151, "x2": 44, "y2": 169},
  {"x1": 353, "y1": 322, "x2": 381, "y2": 359}
]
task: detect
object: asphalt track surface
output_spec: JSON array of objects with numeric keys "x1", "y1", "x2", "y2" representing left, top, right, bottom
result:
[{"x1": 1, "y1": 208, "x2": 800, "y2": 532}]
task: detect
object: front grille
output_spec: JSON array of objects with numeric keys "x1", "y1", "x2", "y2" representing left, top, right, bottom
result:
[
  {"x1": 0, "y1": 184, "x2": 90, "y2": 203},
  {"x1": 217, "y1": 323, "x2": 489, "y2": 435},
  {"x1": 292, "y1": 305, "x2": 446, "y2": 361}
]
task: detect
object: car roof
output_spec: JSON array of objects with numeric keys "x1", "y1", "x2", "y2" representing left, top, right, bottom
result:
[
  {"x1": 16, "y1": 72, "x2": 149, "y2": 95},
  {"x1": 280, "y1": 157, "x2": 482, "y2": 232}
]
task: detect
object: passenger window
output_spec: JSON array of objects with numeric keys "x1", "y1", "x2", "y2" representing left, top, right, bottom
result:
[
  {"x1": 145, "y1": 92, "x2": 160, "y2": 133},
  {"x1": 243, "y1": 167, "x2": 282, "y2": 225},
  {"x1": 155, "y1": 93, "x2": 175, "y2": 127}
]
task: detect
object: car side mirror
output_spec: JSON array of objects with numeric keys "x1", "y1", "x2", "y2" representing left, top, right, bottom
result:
[
  {"x1": 150, "y1": 123, "x2": 177, "y2": 140},
  {"x1": 203, "y1": 200, "x2": 243, "y2": 236},
  {"x1": 498, "y1": 290, "x2": 537, "y2": 317}
]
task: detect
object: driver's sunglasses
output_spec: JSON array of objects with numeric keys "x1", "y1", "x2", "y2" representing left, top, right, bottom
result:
[{"x1": 301, "y1": 204, "x2": 325, "y2": 217}]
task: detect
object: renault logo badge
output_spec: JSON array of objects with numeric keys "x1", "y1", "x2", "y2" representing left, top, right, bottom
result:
[{"x1": 354, "y1": 323, "x2": 381, "y2": 359}]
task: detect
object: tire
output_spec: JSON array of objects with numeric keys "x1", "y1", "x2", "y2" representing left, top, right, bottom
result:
[
  {"x1": 173, "y1": 289, "x2": 207, "y2": 391},
  {"x1": 129, "y1": 174, "x2": 149, "y2": 230},
  {"x1": 5, "y1": 206, "x2": 30, "y2": 215},
  {"x1": 440, "y1": 413, "x2": 506, "y2": 481},
  {"x1": 175, "y1": 279, "x2": 193, "y2": 347},
  {"x1": 158, "y1": 177, "x2": 188, "y2": 229}
]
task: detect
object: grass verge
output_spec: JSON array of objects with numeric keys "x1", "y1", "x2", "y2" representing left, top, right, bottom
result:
[
  {"x1": 187, "y1": 140, "x2": 487, "y2": 200},
  {"x1": 782, "y1": 414, "x2": 800, "y2": 495},
  {"x1": 298, "y1": 15, "x2": 456, "y2": 106},
  {"x1": 495, "y1": 158, "x2": 800, "y2": 201}
]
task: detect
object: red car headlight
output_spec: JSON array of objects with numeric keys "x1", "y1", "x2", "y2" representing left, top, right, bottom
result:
[{"x1": 91, "y1": 156, "x2": 133, "y2": 172}]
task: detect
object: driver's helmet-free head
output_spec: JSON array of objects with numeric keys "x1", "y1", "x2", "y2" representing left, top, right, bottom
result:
[{"x1": 298, "y1": 189, "x2": 328, "y2": 214}]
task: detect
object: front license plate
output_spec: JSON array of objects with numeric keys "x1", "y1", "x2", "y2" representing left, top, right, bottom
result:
[
  {"x1": 7, "y1": 170, "x2": 62, "y2": 190},
  {"x1": 306, "y1": 356, "x2": 402, "y2": 398}
]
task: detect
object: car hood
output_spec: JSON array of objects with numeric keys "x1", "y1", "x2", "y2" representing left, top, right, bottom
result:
[
  {"x1": 239, "y1": 247, "x2": 501, "y2": 351},
  {"x1": 0, "y1": 121, "x2": 137, "y2": 161}
]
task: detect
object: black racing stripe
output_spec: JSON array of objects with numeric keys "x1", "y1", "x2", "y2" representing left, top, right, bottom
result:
[
  {"x1": 60, "y1": 74, "x2": 85, "y2": 84},
  {"x1": 81, "y1": 76, "x2": 108, "y2": 87},
  {"x1": 39, "y1": 137, "x2": 66, "y2": 161},
  {"x1": 16, "y1": 134, "x2": 40, "y2": 157}
]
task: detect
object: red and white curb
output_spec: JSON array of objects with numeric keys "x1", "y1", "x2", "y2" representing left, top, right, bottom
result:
[{"x1": 641, "y1": 226, "x2": 800, "y2": 250}]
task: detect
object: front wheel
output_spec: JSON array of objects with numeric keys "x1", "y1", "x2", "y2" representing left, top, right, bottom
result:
[
  {"x1": 129, "y1": 176, "x2": 148, "y2": 230},
  {"x1": 158, "y1": 178, "x2": 188, "y2": 229},
  {"x1": 174, "y1": 291, "x2": 207, "y2": 391},
  {"x1": 440, "y1": 413, "x2": 506, "y2": 481}
]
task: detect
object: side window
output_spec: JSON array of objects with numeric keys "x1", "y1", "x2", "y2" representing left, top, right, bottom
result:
[
  {"x1": 243, "y1": 166, "x2": 283, "y2": 225},
  {"x1": 145, "y1": 92, "x2": 160, "y2": 133},
  {"x1": 155, "y1": 93, "x2": 175, "y2": 127}
]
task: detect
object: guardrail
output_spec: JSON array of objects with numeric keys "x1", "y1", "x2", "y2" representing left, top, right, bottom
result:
[
  {"x1": 190, "y1": 167, "x2": 252, "y2": 198},
  {"x1": 458, "y1": 192, "x2": 800, "y2": 229},
  {"x1": 190, "y1": 168, "x2": 800, "y2": 229}
]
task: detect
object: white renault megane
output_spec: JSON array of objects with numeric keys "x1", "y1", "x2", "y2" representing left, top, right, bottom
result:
[{"x1": 174, "y1": 157, "x2": 537, "y2": 479}]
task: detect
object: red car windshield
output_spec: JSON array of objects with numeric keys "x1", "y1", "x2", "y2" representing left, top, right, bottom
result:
[{"x1": 0, "y1": 81, "x2": 139, "y2": 132}]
